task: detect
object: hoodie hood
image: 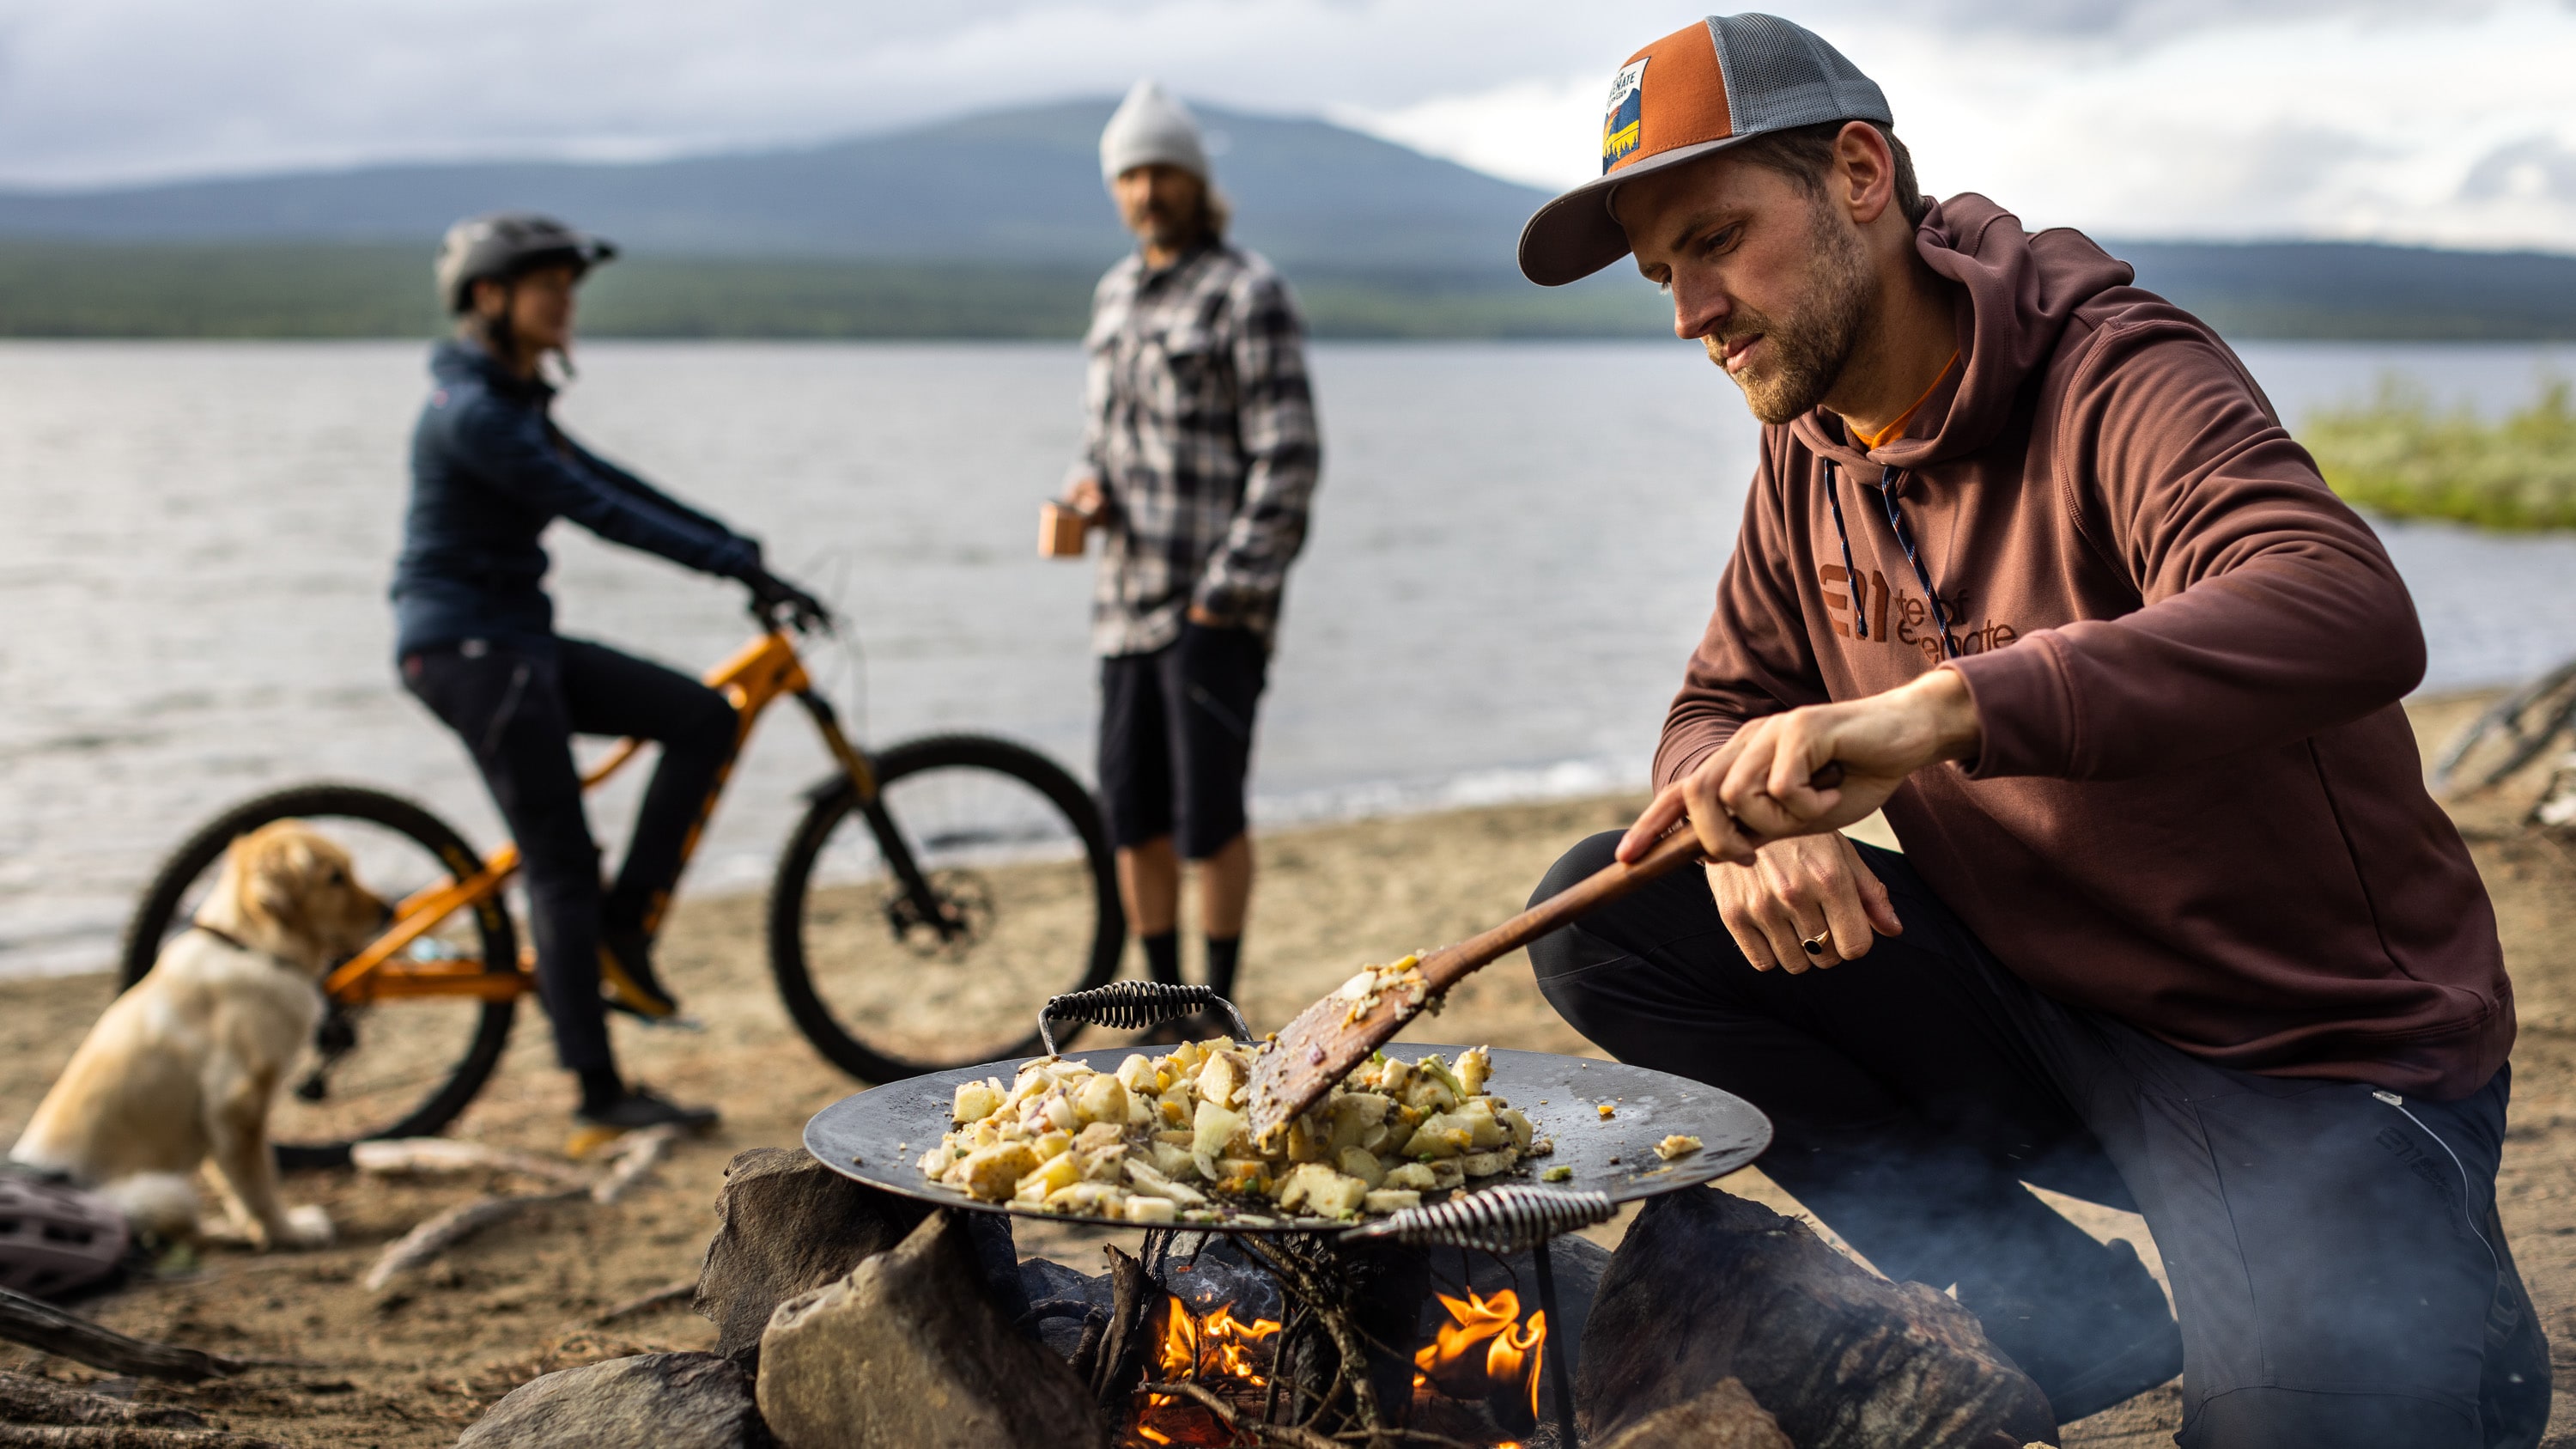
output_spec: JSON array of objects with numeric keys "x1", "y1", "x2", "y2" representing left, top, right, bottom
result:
[{"x1": 1791, "y1": 193, "x2": 2136, "y2": 474}]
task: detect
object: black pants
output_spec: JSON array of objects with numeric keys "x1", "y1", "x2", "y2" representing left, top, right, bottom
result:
[
  {"x1": 403, "y1": 637, "x2": 738, "y2": 1073},
  {"x1": 1097, "y1": 624, "x2": 1269, "y2": 860},
  {"x1": 1529, "y1": 831, "x2": 2539, "y2": 1447}
]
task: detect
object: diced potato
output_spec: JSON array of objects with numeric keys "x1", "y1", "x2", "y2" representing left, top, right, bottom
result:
[
  {"x1": 1199, "y1": 1052, "x2": 1242, "y2": 1110},
  {"x1": 1152, "y1": 1128, "x2": 1194, "y2": 1146},
  {"x1": 1461, "y1": 1148, "x2": 1518, "y2": 1178},
  {"x1": 1075, "y1": 1073, "x2": 1134, "y2": 1126},
  {"x1": 1402, "y1": 1115, "x2": 1473, "y2": 1160},
  {"x1": 1327, "y1": 1093, "x2": 1392, "y2": 1153},
  {"x1": 1338, "y1": 1147, "x2": 1386, "y2": 1188},
  {"x1": 1157, "y1": 1096, "x2": 1190, "y2": 1127},
  {"x1": 968, "y1": 1121, "x2": 999, "y2": 1151},
  {"x1": 1078, "y1": 1146, "x2": 1127, "y2": 1183},
  {"x1": 1168, "y1": 1041, "x2": 1206, "y2": 1074},
  {"x1": 1032, "y1": 1130, "x2": 1074, "y2": 1161},
  {"x1": 917, "y1": 1145, "x2": 952, "y2": 1177},
  {"x1": 1363, "y1": 1190, "x2": 1421, "y2": 1215},
  {"x1": 1498, "y1": 1108, "x2": 1535, "y2": 1150},
  {"x1": 1276, "y1": 1163, "x2": 1368, "y2": 1216},
  {"x1": 1382, "y1": 1162, "x2": 1440, "y2": 1193},
  {"x1": 1192, "y1": 1100, "x2": 1243, "y2": 1160},
  {"x1": 1115, "y1": 1054, "x2": 1157, "y2": 1091},
  {"x1": 1127, "y1": 1196, "x2": 1178, "y2": 1225},
  {"x1": 1359, "y1": 1123, "x2": 1394, "y2": 1153},
  {"x1": 1542, "y1": 1166, "x2": 1573, "y2": 1183},
  {"x1": 1150, "y1": 1141, "x2": 1199, "y2": 1182},
  {"x1": 952, "y1": 1079, "x2": 1005, "y2": 1123},
  {"x1": 1426, "y1": 1159, "x2": 1465, "y2": 1191},
  {"x1": 1456, "y1": 1047, "x2": 1492, "y2": 1097},
  {"x1": 1123, "y1": 1159, "x2": 1208, "y2": 1206},
  {"x1": 1656, "y1": 1134, "x2": 1703, "y2": 1160},
  {"x1": 1457, "y1": 1100, "x2": 1506, "y2": 1149},
  {"x1": 1017, "y1": 1152, "x2": 1082, "y2": 1201},
  {"x1": 1371, "y1": 1057, "x2": 1414, "y2": 1096},
  {"x1": 1043, "y1": 1181, "x2": 1127, "y2": 1215},
  {"x1": 952, "y1": 1142, "x2": 1040, "y2": 1202},
  {"x1": 1074, "y1": 1121, "x2": 1124, "y2": 1151}
]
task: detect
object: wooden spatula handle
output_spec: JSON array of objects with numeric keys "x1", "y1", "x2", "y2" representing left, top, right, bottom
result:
[{"x1": 1416, "y1": 761, "x2": 1844, "y2": 990}]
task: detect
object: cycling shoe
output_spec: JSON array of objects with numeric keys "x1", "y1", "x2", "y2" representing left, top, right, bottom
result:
[
  {"x1": 598, "y1": 931, "x2": 681, "y2": 1020},
  {"x1": 574, "y1": 1086, "x2": 720, "y2": 1134}
]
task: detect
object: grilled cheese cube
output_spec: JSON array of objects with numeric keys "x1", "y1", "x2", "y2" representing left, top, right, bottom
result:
[
  {"x1": 1126, "y1": 1196, "x2": 1178, "y2": 1225},
  {"x1": 1363, "y1": 1189, "x2": 1422, "y2": 1215}
]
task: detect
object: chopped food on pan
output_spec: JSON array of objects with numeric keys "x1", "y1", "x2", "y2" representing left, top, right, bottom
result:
[
  {"x1": 1656, "y1": 1134, "x2": 1704, "y2": 1160},
  {"x1": 1596, "y1": 1103, "x2": 1617, "y2": 1119},
  {"x1": 1541, "y1": 1166, "x2": 1573, "y2": 1183},
  {"x1": 919, "y1": 1041, "x2": 1533, "y2": 1225}
]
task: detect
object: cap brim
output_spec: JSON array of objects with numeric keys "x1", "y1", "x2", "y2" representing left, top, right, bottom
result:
[{"x1": 1516, "y1": 133, "x2": 1762, "y2": 287}]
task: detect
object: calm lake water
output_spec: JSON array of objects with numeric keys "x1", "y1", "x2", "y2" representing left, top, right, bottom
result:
[{"x1": 3, "y1": 338, "x2": 2571, "y2": 977}]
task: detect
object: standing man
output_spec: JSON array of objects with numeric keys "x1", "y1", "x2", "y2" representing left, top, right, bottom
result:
[
  {"x1": 1064, "y1": 81, "x2": 1320, "y2": 1008},
  {"x1": 1519, "y1": 15, "x2": 2545, "y2": 1447}
]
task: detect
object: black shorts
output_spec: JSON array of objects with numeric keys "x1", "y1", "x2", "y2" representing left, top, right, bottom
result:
[{"x1": 1097, "y1": 624, "x2": 1268, "y2": 859}]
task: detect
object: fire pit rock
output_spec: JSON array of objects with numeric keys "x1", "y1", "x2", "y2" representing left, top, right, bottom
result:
[
  {"x1": 1594, "y1": 1375, "x2": 1795, "y2": 1449},
  {"x1": 694, "y1": 1147, "x2": 934, "y2": 1373},
  {"x1": 756, "y1": 1209, "x2": 1107, "y2": 1449},
  {"x1": 455, "y1": 1352, "x2": 769, "y2": 1449},
  {"x1": 1580, "y1": 1186, "x2": 2057, "y2": 1449}
]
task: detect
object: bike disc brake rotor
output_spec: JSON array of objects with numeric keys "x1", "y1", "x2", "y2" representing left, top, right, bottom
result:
[{"x1": 884, "y1": 869, "x2": 995, "y2": 959}]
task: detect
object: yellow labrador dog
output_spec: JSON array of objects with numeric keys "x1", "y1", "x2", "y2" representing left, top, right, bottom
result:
[{"x1": 10, "y1": 821, "x2": 386, "y2": 1250}]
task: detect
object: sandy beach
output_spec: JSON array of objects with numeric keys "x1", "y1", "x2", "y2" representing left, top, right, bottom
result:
[{"x1": 3, "y1": 696, "x2": 2571, "y2": 1447}]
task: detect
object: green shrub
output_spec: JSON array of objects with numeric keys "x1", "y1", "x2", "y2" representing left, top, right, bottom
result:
[{"x1": 2304, "y1": 374, "x2": 2576, "y2": 532}]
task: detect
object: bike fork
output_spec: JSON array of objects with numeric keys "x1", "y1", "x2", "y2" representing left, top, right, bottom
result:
[{"x1": 796, "y1": 691, "x2": 951, "y2": 936}]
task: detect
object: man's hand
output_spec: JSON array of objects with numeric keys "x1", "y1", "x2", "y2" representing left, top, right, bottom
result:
[
  {"x1": 1710, "y1": 833, "x2": 1904, "y2": 972},
  {"x1": 1618, "y1": 670, "x2": 1981, "y2": 868},
  {"x1": 1066, "y1": 476, "x2": 1106, "y2": 517}
]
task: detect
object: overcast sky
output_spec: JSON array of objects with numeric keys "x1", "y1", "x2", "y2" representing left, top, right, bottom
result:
[{"x1": 3, "y1": 0, "x2": 2568, "y2": 249}]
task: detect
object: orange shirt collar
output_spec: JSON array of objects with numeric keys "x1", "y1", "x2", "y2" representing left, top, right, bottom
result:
[{"x1": 1849, "y1": 350, "x2": 1961, "y2": 453}]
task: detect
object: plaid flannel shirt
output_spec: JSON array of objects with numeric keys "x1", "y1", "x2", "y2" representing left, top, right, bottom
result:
[{"x1": 1072, "y1": 242, "x2": 1321, "y2": 657}]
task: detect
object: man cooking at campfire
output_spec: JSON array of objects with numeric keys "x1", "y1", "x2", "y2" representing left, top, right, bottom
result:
[{"x1": 1519, "y1": 15, "x2": 2545, "y2": 1446}]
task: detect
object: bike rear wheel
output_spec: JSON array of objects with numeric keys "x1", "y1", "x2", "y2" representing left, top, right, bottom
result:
[
  {"x1": 120, "y1": 784, "x2": 518, "y2": 1168},
  {"x1": 769, "y1": 734, "x2": 1122, "y2": 1081}
]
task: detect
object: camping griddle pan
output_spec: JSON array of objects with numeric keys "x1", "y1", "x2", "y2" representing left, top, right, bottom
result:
[{"x1": 805, "y1": 1044, "x2": 1771, "y2": 1237}]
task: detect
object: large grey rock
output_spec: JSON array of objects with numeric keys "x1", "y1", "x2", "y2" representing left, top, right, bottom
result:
[
  {"x1": 456, "y1": 1352, "x2": 767, "y2": 1449},
  {"x1": 1592, "y1": 1375, "x2": 1794, "y2": 1449},
  {"x1": 756, "y1": 1211, "x2": 1105, "y2": 1449},
  {"x1": 1579, "y1": 1187, "x2": 2055, "y2": 1449},
  {"x1": 693, "y1": 1147, "x2": 932, "y2": 1372}
]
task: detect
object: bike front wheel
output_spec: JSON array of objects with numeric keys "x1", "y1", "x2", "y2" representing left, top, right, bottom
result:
[
  {"x1": 119, "y1": 783, "x2": 519, "y2": 1168},
  {"x1": 769, "y1": 734, "x2": 1122, "y2": 1081}
]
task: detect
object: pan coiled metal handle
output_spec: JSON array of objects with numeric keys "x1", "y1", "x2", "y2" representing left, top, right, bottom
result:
[
  {"x1": 1038, "y1": 982, "x2": 1255, "y2": 1056},
  {"x1": 1337, "y1": 1183, "x2": 1616, "y2": 1254}
]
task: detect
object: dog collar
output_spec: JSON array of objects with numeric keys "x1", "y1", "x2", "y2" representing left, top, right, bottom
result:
[{"x1": 190, "y1": 922, "x2": 301, "y2": 971}]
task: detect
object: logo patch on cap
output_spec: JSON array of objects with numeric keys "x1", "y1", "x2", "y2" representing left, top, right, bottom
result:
[{"x1": 1601, "y1": 58, "x2": 1648, "y2": 174}]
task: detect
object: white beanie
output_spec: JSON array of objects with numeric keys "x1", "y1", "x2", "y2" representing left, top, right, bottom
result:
[{"x1": 1099, "y1": 80, "x2": 1210, "y2": 184}]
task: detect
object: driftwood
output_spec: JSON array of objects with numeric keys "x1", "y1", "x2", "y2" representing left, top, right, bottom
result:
[
  {"x1": 0, "y1": 1288, "x2": 240, "y2": 1384},
  {"x1": 349, "y1": 1138, "x2": 588, "y2": 1185},
  {"x1": 0, "y1": 1371, "x2": 205, "y2": 1428},
  {"x1": 591, "y1": 1279, "x2": 699, "y2": 1326},
  {"x1": 362, "y1": 1127, "x2": 683, "y2": 1290}
]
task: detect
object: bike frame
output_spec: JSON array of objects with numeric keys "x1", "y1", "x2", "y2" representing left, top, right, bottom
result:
[{"x1": 321, "y1": 624, "x2": 933, "y2": 1006}]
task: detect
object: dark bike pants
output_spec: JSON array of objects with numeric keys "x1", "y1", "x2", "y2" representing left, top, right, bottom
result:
[
  {"x1": 1528, "y1": 831, "x2": 2544, "y2": 1448},
  {"x1": 402, "y1": 636, "x2": 738, "y2": 1073}
]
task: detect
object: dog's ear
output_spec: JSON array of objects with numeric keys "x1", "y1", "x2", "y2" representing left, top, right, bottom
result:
[{"x1": 233, "y1": 826, "x2": 314, "y2": 936}]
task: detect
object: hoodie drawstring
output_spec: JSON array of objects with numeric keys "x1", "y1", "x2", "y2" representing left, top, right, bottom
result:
[{"x1": 1826, "y1": 463, "x2": 1959, "y2": 661}]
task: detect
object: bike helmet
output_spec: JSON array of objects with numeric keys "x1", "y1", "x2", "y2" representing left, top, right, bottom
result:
[
  {"x1": 434, "y1": 212, "x2": 617, "y2": 314},
  {"x1": 0, "y1": 1173, "x2": 131, "y2": 1300}
]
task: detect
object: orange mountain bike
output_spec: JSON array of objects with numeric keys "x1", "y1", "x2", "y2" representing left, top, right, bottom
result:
[{"x1": 117, "y1": 603, "x2": 1122, "y2": 1166}]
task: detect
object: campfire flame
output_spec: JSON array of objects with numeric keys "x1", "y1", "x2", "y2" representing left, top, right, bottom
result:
[
  {"x1": 1413, "y1": 1287, "x2": 1546, "y2": 1421},
  {"x1": 1131, "y1": 1294, "x2": 1285, "y2": 1446}
]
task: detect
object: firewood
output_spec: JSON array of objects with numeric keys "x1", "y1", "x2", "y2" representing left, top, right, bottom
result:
[
  {"x1": 1084, "y1": 1245, "x2": 1157, "y2": 1411},
  {"x1": 349, "y1": 1138, "x2": 586, "y2": 1185},
  {"x1": 362, "y1": 1188, "x2": 585, "y2": 1291},
  {"x1": 592, "y1": 1125, "x2": 681, "y2": 1204},
  {"x1": 0, "y1": 1289, "x2": 240, "y2": 1384}
]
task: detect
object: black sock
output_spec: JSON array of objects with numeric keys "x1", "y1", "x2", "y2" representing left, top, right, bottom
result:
[
  {"x1": 1205, "y1": 935, "x2": 1242, "y2": 1001},
  {"x1": 1141, "y1": 930, "x2": 1182, "y2": 985},
  {"x1": 578, "y1": 1066, "x2": 624, "y2": 1112}
]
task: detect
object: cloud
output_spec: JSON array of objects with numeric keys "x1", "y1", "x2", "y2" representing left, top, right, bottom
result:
[{"x1": 0, "y1": 0, "x2": 2566, "y2": 251}]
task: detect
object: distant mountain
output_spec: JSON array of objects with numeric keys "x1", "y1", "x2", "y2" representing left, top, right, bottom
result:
[
  {"x1": 2, "y1": 100, "x2": 2571, "y2": 339},
  {"x1": 0, "y1": 100, "x2": 1550, "y2": 279}
]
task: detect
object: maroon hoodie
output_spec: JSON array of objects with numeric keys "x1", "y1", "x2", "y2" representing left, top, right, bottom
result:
[{"x1": 1657, "y1": 193, "x2": 2512, "y2": 1100}]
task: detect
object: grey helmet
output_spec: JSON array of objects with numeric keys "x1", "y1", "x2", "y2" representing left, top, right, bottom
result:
[
  {"x1": 0, "y1": 1173, "x2": 130, "y2": 1300},
  {"x1": 434, "y1": 212, "x2": 617, "y2": 314}
]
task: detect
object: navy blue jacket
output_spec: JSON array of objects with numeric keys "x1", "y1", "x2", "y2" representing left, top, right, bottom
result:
[{"x1": 392, "y1": 340, "x2": 760, "y2": 658}]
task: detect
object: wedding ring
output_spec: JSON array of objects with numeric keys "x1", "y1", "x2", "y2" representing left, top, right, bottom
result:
[{"x1": 1801, "y1": 930, "x2": 1832, "y2": 957}]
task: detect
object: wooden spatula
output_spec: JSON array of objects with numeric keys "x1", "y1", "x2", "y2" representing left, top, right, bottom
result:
[{"x1": 1247, "y1": 764, "x2": 1844, "y2": 1143}]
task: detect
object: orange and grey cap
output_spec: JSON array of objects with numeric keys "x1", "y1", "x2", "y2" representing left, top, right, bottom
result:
[{"x1": 1518, "y1": 14, "x2": 1892, "y2": 286}]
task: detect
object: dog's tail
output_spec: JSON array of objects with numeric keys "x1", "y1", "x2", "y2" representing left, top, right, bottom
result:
[{"x1": 97, "y1": 1172, "x2": 198, "y2": 1240}]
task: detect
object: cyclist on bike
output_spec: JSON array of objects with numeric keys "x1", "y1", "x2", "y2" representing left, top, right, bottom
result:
[{"x1": 393, "y1": 212, "x2": 829, "y2": 1134}]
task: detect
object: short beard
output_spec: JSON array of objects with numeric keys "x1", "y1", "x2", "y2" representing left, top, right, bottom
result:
[{"x1": 1704, "y1": 202, "x2": 1877, "y2": 425}]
